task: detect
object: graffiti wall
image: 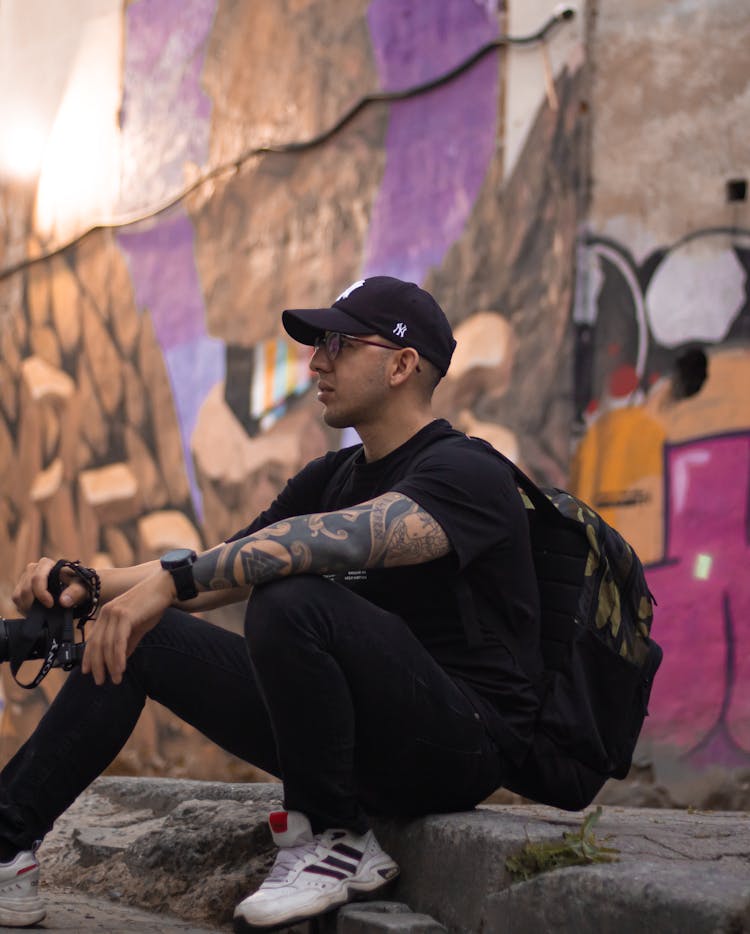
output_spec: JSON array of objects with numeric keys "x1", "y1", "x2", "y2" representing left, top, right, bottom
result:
[
  {"x1": 571, "y1": 0, "x2": 750, "y2": 781},
  {"x1": 2, "y1": 0, "x2": 748, "y2": 790},
  {"x1": 0, "y1": 1, "x2": 585, "y2": 777},
  {"x1": 572, "y1": 228, "x2": 750, "y2": 769}
]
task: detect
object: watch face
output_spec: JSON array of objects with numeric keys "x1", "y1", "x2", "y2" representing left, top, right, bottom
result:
[{"x1": 161, "y1": 548, "x2": 197, "y2": 567}]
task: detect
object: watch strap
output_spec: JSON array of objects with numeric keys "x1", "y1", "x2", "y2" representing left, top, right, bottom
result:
[{"x1": 169, "y1": 562, "x2": 198, "y2": 601}]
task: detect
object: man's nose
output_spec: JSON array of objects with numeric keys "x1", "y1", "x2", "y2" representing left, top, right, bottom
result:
[{"x1": 309, "y1": 344, "x2": 331, "y2": 373}]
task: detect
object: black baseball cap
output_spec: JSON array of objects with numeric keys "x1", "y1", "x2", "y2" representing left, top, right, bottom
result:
[{"x1": 282, "y1": 276, "x2": 456, "y2": 376}]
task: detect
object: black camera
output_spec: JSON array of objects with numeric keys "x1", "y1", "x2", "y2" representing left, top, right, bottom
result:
[{"x1": 0, "y1": 602, "x2": 86, "y2": 689}]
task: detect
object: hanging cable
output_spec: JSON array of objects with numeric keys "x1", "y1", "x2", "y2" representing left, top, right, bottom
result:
[{"x1": 0, "y1": 5, "x2": 575, "y2": 283}]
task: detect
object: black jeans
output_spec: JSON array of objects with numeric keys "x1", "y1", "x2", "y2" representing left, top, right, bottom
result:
[{"x1": 0, "y1": 576, "x2": 506, "y2": 849}]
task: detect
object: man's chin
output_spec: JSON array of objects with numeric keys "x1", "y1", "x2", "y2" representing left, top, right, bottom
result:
[{"x1": 321, "y1": 407, "x2": 353, "y2": 430}]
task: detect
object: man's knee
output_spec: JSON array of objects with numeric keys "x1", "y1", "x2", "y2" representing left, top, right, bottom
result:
[
  {"x1": 244, "y1": 575, "x2": 333, "y2": 655},
  {"x1": 126, "y1": 609, "x2": 191, "y2": 685}
]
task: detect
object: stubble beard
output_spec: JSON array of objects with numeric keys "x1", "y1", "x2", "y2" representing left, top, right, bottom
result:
[
  {"x1": 321, "y1": 396, "x2": 377, "y2": 432},
  {"x1": 319, "y1": 362, "x2": 387, "y2": 431}
]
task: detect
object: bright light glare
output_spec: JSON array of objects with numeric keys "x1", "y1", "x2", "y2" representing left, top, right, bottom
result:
[
  {"x1": 693, "y1": 553, "x2": 713, "y2": 581},
  {"x1": 34, "y1": 9, "x2": 121, "y2": 241},
  {"x1": 0, "y1": 119, "x2": 47, "y2": 179}
]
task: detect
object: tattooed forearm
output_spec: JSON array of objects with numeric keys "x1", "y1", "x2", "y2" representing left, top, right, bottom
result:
[{"x1": 192, "y1": 493, "x2": 450, "y2": 592}]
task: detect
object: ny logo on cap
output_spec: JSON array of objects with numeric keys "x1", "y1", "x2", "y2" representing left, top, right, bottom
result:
[{"x1": 393, "y1": 322, "x2": 407, "y2": 338}]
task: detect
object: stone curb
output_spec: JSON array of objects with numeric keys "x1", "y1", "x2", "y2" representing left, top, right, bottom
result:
[
  {"x1": 372, "y1": 806, "x2": 750, "y2": 933},
  {"x1": 38, "y1": 779, "x2": 750, "y2": 934}
]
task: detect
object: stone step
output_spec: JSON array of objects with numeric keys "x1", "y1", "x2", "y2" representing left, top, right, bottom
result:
[
  {"x1": 39, "y1": 779, "x2": 750, "y2": 934},
  {"x1": 336, "y1": 903, "x2": 447, "y2": 933}
]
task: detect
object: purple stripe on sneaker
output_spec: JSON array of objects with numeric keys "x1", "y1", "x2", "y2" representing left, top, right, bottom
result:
[
  {"x1": 332, "y1": 843, "x2": 363, "y2": 861},
  {"x1": 323, "y1": 855, "x2": 359, "y2": 872},
  {"x1": 304, "y1": 864, "x2": 349, "y2": 880}
]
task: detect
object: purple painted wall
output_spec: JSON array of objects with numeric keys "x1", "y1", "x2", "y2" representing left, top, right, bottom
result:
[
  {"x1": 363, "y1": 0, "x2": 499, "y2": 283},
  {"x1": 118, "y1": 214, "x2": 223, "y2": 519},
  {"x1": 118, "y1": 0, "x2": 220, "y2": 518},
  {"x1": 120, "y1": 0, "x2": 215, "y2": 208}
]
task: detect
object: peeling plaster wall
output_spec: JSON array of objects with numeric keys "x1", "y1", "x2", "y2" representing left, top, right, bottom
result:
[
  {"x1": 5, "y1": 0, "x2": 696, "y2": 786},
  {"x1": 589, "y1": 0, "x2": 749, "y2": 248}
]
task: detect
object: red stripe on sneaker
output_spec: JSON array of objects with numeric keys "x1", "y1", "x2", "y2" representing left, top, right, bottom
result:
[
  {"x1": 16, "y1": 864, "x2": 36, "y2": 876},
  {"x1": 268, "y1": 812, "x2": 289, "y2": 833}
]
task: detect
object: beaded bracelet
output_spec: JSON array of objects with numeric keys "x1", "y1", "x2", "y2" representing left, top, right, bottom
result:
[{"x1": 56, "y1": 560, "x2": 101, "y2": 622}]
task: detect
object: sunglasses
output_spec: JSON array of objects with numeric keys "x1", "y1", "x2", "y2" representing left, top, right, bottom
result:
[{"x1": 313, "y1": 332, "x2": 400, "y2": 360}]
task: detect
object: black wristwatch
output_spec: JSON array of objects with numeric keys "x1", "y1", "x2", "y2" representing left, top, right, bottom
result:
[{"x1": 160, "y1": 548, "x2": 198, "y2": 601}]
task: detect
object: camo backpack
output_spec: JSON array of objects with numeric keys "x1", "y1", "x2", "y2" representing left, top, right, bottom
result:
[{"x1": 477, "y1": 442, "x2": 663, "y2": 779}]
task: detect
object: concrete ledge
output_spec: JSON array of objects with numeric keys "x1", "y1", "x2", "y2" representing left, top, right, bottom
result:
[
  {"x1": 373, "y1": 806, "x2": 750, "y2": 934},
  {"x1": 40, "y1": 779, "x2": 750, "y2": 933}
]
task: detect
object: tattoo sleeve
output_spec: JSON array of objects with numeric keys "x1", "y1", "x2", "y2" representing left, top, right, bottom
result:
[{"x1": 192, "y1": 493, "x2": 451, "y2": 592}]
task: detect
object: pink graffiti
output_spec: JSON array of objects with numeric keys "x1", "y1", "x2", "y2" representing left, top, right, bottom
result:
[{"x1": 644, "y1": 433, "x2": 750, "y2": 765}]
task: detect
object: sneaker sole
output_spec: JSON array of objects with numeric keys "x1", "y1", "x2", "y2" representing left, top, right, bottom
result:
[
  {"x1": 232, "y1": 865, "x2": 399, "y2": 933},
  {"x1": 0, "y1": 903, "x2": 47, "y2": 928},
  {"x1": 234, "y1": 903, "x2": 340, "y2": 934}
]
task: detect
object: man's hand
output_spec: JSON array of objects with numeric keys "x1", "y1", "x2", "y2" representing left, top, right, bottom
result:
[
  {"x1": 81, "y1": 568, "x2": 177, "y2": 686},
  {"x1": 12, "y1": 558, "x2": 89, "y2": 614}
]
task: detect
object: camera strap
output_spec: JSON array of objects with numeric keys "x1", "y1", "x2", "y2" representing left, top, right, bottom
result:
[{"x1": 9, "y1": 602, "x2": 73, "y2": 690}]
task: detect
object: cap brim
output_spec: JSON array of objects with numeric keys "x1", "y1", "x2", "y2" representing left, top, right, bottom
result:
[{"x1": 282, "y1": 306, "x2": 374, "y2": 346}]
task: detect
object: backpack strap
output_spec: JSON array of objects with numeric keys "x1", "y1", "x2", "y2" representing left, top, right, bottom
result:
[
  {"x1": 468, "y1": 437, "x2": 564, "y2": 524},
  {"x1": 452, "y1": 436, "x2": 569, "y2": 655}
]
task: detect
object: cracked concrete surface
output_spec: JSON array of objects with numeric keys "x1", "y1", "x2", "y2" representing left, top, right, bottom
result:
[{"x1": 31, "y1": 889, "x2": 223, "y2": 933}]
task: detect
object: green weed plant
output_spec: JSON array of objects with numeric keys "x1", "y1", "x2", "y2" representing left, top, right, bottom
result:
[{"x1": 505, "y1": 807, "x2": 619, "y2": 882}]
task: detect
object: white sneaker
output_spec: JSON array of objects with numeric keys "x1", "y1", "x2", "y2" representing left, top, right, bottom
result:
[
  {"x1": 233, "y1": 810, "x2": 399, "y2": 932},
  {"x1": 0, "y1": 851, "x2": 46, "y2": 928}
]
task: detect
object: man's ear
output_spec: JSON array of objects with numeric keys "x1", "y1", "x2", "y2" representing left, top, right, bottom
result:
[{"x1": 388, "y1": 348, "x2": 421, "y2": 386}]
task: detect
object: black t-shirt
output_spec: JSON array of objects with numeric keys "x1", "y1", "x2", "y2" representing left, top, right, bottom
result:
[{"x1": 227, "y1": 419, "x2": 542, "y2": 763}]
